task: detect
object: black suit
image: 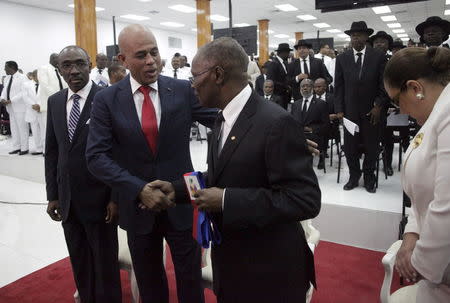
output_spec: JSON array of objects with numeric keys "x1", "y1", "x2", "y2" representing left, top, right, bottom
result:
[
  {"x1": 263, "y1": 93, "x2": 284, "y2": 107},
  {"x1": 266, "y1": 59, "x2": 291, "y2": 109},
  {"x1": 317, "y1": 93, "x2": 340, "y2": 141},
  {"x1": 334, "y1": 47, "x2": 387, "y2": 181},
  {"x1": 45, "y1": 82, "x2": 121, "y2": 303},
  {"x1": 207, "y1": 91, "x2": 321, "y2": 302},
  {"x1": 291, "y1": 96, "x2": 329, "y2": 150},
  {"x1": 288, "y1": 56, "x2": 332, "y2": 101},
  {"x1": 254, "y1": 74, "x2": 266, "y2": 96}
]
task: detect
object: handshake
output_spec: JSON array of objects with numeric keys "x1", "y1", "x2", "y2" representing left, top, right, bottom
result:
[{"x1": 138, "y1": 180, "x2": 225, "y2": 213}]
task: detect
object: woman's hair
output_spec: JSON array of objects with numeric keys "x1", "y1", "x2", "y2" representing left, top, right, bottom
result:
[{"x1": 384, "y1": 46, "x2": 450, "y2": 89}]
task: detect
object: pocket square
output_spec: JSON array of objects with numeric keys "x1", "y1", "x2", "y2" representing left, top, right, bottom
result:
[{"x1": 86, "y1": 119, "x2": 90, "y2": 124}]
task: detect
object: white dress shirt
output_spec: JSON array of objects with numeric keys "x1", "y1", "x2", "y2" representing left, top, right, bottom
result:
[
  {"x1": 276, "y1": 55, "x2": 288, "y2": 74},
  {"x1": 130, "y1": 75, "x2": 161, "y2": 128},
  {"x1": 0, "y1": 72, "x2": 28, "y2": 113},
  {"x1": 66, "y1": 80, "x2": 92, "y2": 124},
  {"x1": 353, "y1": 46, "x2": 366, "y2": 65},
  {"x1": 296, "y1": 56, "x2": 311, "y2": 82},
  {"x1": 90, "y1": 66, "x2": 110, "y2": 86},
  {"x1": 302, "y1": 95, "x2": 313, "y2": 112}
]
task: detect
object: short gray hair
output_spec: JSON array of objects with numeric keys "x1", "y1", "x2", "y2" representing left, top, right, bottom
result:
[{"x1": 300, "y1": 78, "x2": 314, "y2": 86}]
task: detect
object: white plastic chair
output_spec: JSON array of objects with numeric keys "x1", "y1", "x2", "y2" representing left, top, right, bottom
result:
[{"x1": 380, "y1": 240, "x2": 418, "y2": 303}]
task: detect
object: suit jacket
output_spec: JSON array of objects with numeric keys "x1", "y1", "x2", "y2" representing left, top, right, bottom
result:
[
  {"x1": 86, "y1": 75, "x2": 217, "y2": 234},
  {"x1": 266, "y1": 59, "x2": 291, "y2": 106},
  {"x1": 45, "y1": 83, "x2": 111, "y2": 223},
  {"x1": 334, "y1": 47, "x2": 387, "y2": 122},
  {"x1": 402, "y1": 83, "x2": 450, "y2": 287},
  {"x1": 288, "y1": 56, "x2": 333, "y2": 101},
  {"x1": 207, "y1": 92, "x2": 321, "y2": 301},
  {"x1": 291, "y1": 96, "x2": 330, "y2": 139},
  {"x1": 37, "y1": 64, "x2": 67, "y2": 113},
  {"x1": 254, "y1": 74, "x2": 265, "y2": 96},
  {"x1": 263, "y1": 94, "x2": 283, "y2": 107}
]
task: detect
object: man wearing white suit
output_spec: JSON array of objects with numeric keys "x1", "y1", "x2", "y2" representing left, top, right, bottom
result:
[
  {"x1": 37, "y1": 53, "x2": 67, "y2": 151},
  {"x1": 23, "y1": 70, "x2": 43, "y2": 155},
  {"x1": 1, "y1": 61, "x2": 29, "y2": 155}
]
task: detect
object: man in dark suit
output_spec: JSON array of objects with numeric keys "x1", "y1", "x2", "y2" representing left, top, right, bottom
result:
[
  {"x1": 292, "y1": 79, "x2": 329, "y2": 169},
  {"x1": 86, "y1": 24, "x2": 216, "y2": 303},
  {"x1": 288, "y1": 40, "x2": 332, "y2": 101},
  {"x1": 415, "y1": 16, "x2": 450, "y2": 48},
  {"x1": 314, "y1": 78, "x2": 340, "y2": 142},
  {"x1": 262, "y1": 79, "x2": 283, "y2": 106},
  {"x1": 254, "y1": 61, "x2": 269, "y2": 96},
  {"x1": 45, "y1": 46, "x2": 121, "y2": 303},
  {"x1": 335, "y1": 21, "x2": 388, "y2": 193},
  {"x1": 153, "y1": 37, "x2": 321, "y2": 303},
  {"x1": 266, "y1": 43, "x2": 292, "y2": 109}
]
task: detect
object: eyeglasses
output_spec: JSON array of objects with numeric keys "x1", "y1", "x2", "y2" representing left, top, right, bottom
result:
[
  {"x1": 60, "y1": 61, "x2": 89, "y2": 72},
  {"x1": 189, "y1": 66, "x2": 217, "y2": 85},
  {"x1": 390, "y1": 81, "x2": 407, "y2": 106}
]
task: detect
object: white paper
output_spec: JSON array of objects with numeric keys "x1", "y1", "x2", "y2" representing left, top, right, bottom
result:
[{"x1": 343, "y1": 118, "x2": 359, "y2": 136}]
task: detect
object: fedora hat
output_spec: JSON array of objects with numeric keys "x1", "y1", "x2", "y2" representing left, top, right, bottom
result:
[
  {"x1": 344, "y1": 21, "x2": 374, "y2": 36},
  {"x1": 391, "y1": 40, "x2": 406, "y2": 50},
  {"x1": 294, "y1": 39, "x2": 312, "y2": 50},
  {"x1": 369, "y1": 31, "x2": 394, "y2": 48},
  {"x1": 416, "y1": 16, "x2": 450, "y2": 39},
  {"x1": 275, "y1": 43, "x2": 293, "y2": 52}
]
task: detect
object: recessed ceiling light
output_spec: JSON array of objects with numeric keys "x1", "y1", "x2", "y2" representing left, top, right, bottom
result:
[
  {"x1": 191, "y1": 28, "x2": 197, "y2": 32},
  {"x1": 400, "y1": 37, "x2": 410, "y2": 42},
  {"x1": 327, "y1": 29, "x2": 341, "y2": 33},
  {"x1": 274, "y1": 4, "x2": 298, "y2": 12},
  {"x1": 372, "y1": 6, "x2": 391, "y2": 14},
  {"x1": 160, "y1": 21, "x2": 185, "y2": 28},
  {"x1": 392, "y1": 29, "x2": 405, "y2": 33},
  {"x1": 338, "y1": 34, "x2": 348, "y2": 38},
  {"x1": 445, "y1": 9, "x2": 450, "y2": 15},
  {"x1": 168, "y1": 5, "x2": 196, "y2": 13},
  {"x1": 387, "y1": 23, "x2": 402, "y2": 28},
  {"x1": 289, "y1": 38, "x2": 296, "y2": 42},
  {"x1": 120, "y1": 14, "x2": 150, "y2": 21},
  {"x1": 313, "y1": 23, "x2": 331, "y2": 28},
  {"x1": 68, "y1": 4, "x2": 105, "y2": 11},
  {"x1": 297, "y1": 14, "x2": 316, "y2": 21},
  {"x1": 138, "y1": 0, "x2": 152, "y2": 2},
  {"x1": 381, "y1": 15, "x2": 397, "y2": 22},
  {"x1": 234, "y1": 23, "x2": 250, "y2": 27},
  {"x1": 274, "y1": 34, "x2": 290, "y2": 38},
  {"x1": 210, "y1": 14, "x2": 229, "y2": 22},
  {"x1": 397, "y1": 34, "x2": 408, "y2": 38},
  {"x1": 269, "y1": 44, "x2": 278, "y2": 48}
]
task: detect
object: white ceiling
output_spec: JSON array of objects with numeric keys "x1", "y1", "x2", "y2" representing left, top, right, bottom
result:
[{"x1": 4, "y1": 0, "x2": 450, "y2": 48}]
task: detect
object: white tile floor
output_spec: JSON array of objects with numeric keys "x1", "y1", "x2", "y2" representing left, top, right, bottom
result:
[{"x1": 0, "y1": 133, "x2": 405, "y2": 287}]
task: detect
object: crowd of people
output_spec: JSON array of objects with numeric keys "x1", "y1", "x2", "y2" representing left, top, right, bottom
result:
[{"x1": 0, "y1": 14, "x2": 449, "y2": 303}]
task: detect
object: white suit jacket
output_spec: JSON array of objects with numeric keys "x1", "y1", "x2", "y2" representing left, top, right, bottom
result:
[
  {"x1": 403, "y1": 83, "x2": 450, "y2": 286},
  {"x1": 22, "y1": 80, "x2": 39, "y2": 123},
  {"x1": 0, "y1": 72, "x2": 28, "y2": 113},
  {"x1": 37, "y1": 64, "x2": 67, "y2": 112},
  {"x1": 247, "y1": 60, "x2": 261, "y2": 86}
]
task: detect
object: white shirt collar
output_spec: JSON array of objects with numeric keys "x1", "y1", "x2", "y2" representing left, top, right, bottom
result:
[
  {"x1": 300, "y1": 56, "x2": 310, "y2": 62},
  {"x1": 222, "y1": 85, "x2": 252, "y2": 128},
  {"x1": 302, "y1": 94, "x2": 313, "y2": 102},
  {"x1": 353, "y1": 46, "x2": 366, "y2": 56},
  {"x1": 67, "y1": 80, "x2": 92, "y2": 102},
  {"x1": 317, "y1": 93, "x2": 326, "y2": 100},
  {"x1": 130, "y1": 75, "x2": 158, "y2": 95}
]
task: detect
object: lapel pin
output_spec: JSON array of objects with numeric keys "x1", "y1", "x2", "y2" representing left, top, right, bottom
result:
[
  {"x1": 231, "y1": 136, "x2": 236, "y2": 141},
  {"x1": 412, "y1": 133, "x2": 424, "y2": 149}
]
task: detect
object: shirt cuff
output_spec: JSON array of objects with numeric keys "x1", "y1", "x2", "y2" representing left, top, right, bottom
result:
[
  {"x1": 222, "y1": 188, "x2": 226, "y2": 210},
  {"x1": 296, "y1": 76, "x2": 300, "y2": 83}
]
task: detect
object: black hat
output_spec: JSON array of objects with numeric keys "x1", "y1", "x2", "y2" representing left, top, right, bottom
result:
[
  {"x1": 369, "y1": 31, "x2": 394, "y2": 48},
  {"x1": 294, "y1": 39, "x2": 312, "y2": 50},
  {"x1": 344, "y1": 21, "x2": 374, "y2": 36},
  {"x1": 416, "y1": 16, "x2": 450, "y2": 40},
  {"x1": 391, "y1": 40, "x2": 406, "y2": 50},
  {"x1": 275, "y1": 43, "x2": 293, "y2": 52}
]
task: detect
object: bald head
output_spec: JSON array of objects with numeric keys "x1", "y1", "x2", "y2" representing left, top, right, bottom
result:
[{"x1": 118, "y1": 24, "x2": 161, "y2": 85}]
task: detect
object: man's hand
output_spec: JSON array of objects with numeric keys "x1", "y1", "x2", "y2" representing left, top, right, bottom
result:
[
  {"x1": 1, "y1": 99, "x2": 11, "y2": 105},
  {"x1": 367, "y1": 105, "x2": 382, "y2": 125},
  {"x1": 194, "y1": 187, "x2": 224, "y2": 212},
  {"x1": 47, "y1": 200, "x2": 62, "y2": 221},
  {"x1": 304, "y1": 126, "x2": 313, "y2": 133},
  {"x1": 336, "y1": 112, "x2": 344, "y2": 120},
  {"x1": 149, "y1": 180, "x2": 175, "y2": 202},
  {"x1": 395, "y1": 233, "x2": 420, "y2": 282},
  {"x1": 32, "y1": 104, "x2": 40, "y2": 112},
  {"x1": 306, "y1": 139, "x2": 320, "y2": 156},
  {"x1": 296, "y1": 73, "x2": 308, "y2": 81},
  {"x1": 105, "y1": 201, "x2": 118, "y2": 223},
  {"x1": 138, "y1": 184, "x2": 175, "y2": 211},
  {"x1": 329, "y1": 114, "x2": 338, "y2": 121}
]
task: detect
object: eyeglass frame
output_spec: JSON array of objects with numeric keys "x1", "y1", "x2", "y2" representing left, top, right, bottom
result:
[
  {"x1": 189, "y1": 66, "x2": 221, "y2": 85},
  {"x1": 59, "y1": 60, "x2": 90, "y2": 72},
  {"x1": 390, "y1": 81, "x2": 407, "y2": 106}
]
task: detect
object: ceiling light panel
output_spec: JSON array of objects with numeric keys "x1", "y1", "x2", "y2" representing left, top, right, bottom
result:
[
  {"x1": 274, "y1": 4, "x2": 298, "y2": 12},
  {"x1": 372, "y1": 6, "x2": 391, "y2": 14},
  {"x1": 168, "y1": 5, "x2": 196, "y2": 13}
]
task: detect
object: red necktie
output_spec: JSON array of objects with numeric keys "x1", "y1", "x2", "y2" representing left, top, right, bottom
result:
[{"x1": 138, "y1": 86, "x2": 158, "y2": 154}]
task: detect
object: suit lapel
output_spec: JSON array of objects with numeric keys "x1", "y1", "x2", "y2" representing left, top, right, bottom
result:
[
  {"x1": 69, "y1": 83, "x2": 97, "y2": 147},
  {"x1": 57, "y1": 89, "x2": 70, "y2": 147},
  {"x1": 360, "y1": 47, "x2": 372, "y2": 80},
  {"x1": 304, "y1": 97, "x2": 316, "y2": 123},
  {"x1": 212, "y1": 93, "x2": 258, "y2": 183},
  {"x1": 156, "y1": 76, "x2": 173, "y2": 158}
]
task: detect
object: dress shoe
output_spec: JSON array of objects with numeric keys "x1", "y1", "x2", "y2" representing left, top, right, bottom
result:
[
  {"x1": 386, "y1": 167, "x2": 394, "y2": 176},
  {"x1": 31, "y1": 152, "x2": 43, "y2": 155},
  {"x1": 317, "y1": 159, "x2": 325, "y2": 170},
  {"x1": 18, "y1": 150, "x2": 29, "y2": 155},
  {"x1": 365, "y1": 182, "x2": 376, "y2": 193},
  {"x1": 9, "y1": 149, "x2": 20, "y2": 155},
  {"x1": 343, "y1": 179, "x2": 359, "y2": 190}
]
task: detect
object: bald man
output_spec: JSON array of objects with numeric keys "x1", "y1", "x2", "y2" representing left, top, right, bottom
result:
[
  {"x1": 86, "y1": 24, "x2": 217, "y2": 303},
  {"x1": 90, "y1": 53, "x2": 110, "y2": 87}
]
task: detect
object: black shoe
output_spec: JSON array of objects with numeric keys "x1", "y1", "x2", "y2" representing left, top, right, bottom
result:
[
  {"x1": 18, "y1": 150, "x2": 29, "y2": 155},
  {"x1": 31, "y1": 152, "x2": 43, "y2": 155},
  {"x1": 9, "y1": 149, "x2": 20, "y2": 154},
  {"x1": 386, "y1": 167, "x2": 394, "y2": 176},
  {"x1": 365, "y1": 182, "x2": 376, "y2": 193},
  {"x1": 343, "y1": 179, "x2": 359, "y2": 190},
  {"x1": 325, "y1": 152, "x2": 329, "y2": 158},
  {"x1": 318, "y1": 159, "x2": 325, "y2": 170}
]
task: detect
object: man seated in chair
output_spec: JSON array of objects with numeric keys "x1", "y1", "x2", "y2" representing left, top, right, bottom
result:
[
  {"x1": 262, "y1": 79, "x2": 284, "y2": 107},
  {"x1": 291, "y1": 79, "x2": 329, "y2": 169}
]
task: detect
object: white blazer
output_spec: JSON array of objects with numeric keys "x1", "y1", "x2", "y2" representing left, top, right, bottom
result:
[
  {"x1": 22, "y1": 80, "x2": 39, "y2": 123},
  {"x1": 247, "y1": 60, "x2": 261, "y2": 86},
  {"x1": 403, "y1": 83, "x2": 450, "y2": 286},
  {"x1": 0, "y1": 72, "x2": 28, "y2": 113},
  {"x1": 37, "y1": 64, "x2": 67, "y2": 112}
]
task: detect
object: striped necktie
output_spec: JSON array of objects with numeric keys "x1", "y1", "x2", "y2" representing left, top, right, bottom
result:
[{"x1": 68, "y1": 94, "x2": 81, "y2": 142}]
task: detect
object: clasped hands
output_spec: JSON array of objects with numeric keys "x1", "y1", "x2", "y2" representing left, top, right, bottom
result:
[{"x1": 139, "y1": 180, "x2": 223, "y2": 212}]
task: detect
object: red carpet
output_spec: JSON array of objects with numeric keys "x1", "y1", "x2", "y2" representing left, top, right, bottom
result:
[{"x1": 0, "y1": 241, "x2": 406, "y2": 303}]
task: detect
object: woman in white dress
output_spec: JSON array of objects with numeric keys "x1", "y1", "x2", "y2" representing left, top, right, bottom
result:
[{"x1": 384, "y1": 46, "x2": 450, "y2": 302}]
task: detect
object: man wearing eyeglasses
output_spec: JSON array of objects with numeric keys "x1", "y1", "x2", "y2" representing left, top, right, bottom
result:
[
  {"x1": 86, "y1": 24, "x2": 217, "y2": 303},
  {"x1": 45, "y1": 45, "x2": 121, "y2": 303}
]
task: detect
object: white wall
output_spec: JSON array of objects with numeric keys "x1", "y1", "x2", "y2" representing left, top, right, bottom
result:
[{"x1": 0, "y1": 1, "x2": 197, "y2": 77}]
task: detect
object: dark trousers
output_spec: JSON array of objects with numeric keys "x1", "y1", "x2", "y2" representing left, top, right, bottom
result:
[
  {"x1": 383, "y1": 126, "x2": 410, "y2": 167},
  {"x1": 62, "y1": 210, "x2": 121, "y2": 303},
  {"x1": 127, "y1": 212, "x2": 204, "y2": 303},
  {"x1": 344, "y1": 116, "x2": 380, "y2": 181}
]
